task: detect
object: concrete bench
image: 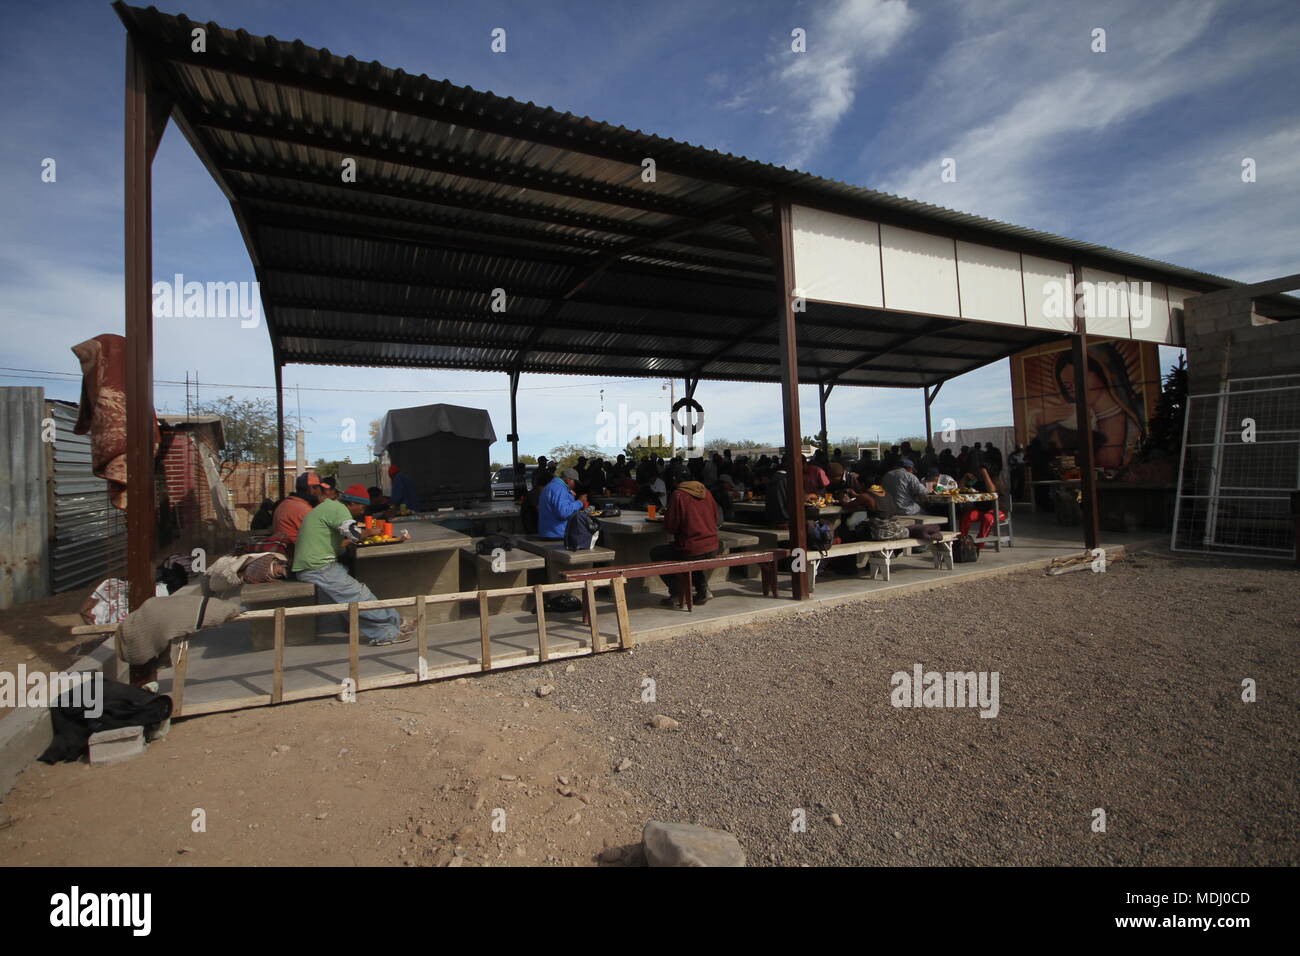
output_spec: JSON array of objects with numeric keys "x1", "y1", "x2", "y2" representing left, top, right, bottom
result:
[
  {"x1": 243, "y1": 581, "x2": 318, "y2": 650},
  {"x1": 563, "y1": 549, "x2": 787, "y2": 611},
  {"x1": 517, "y1": 536, "x2": 618, "y2": 583},
  {"x1": 898, "y1": 513, "x2": 949, "y2": 526},
  {"x1": 460, "y1": 540, "x2": 547, "y2": 613},
  {"x1": 711, "y1": 529, "x2": 761, "y2": 587},
  {"x1": 721, "y1": 522, "x2": 788, "y2": 548}
]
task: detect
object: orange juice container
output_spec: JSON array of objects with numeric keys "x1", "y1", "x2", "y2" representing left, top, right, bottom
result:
[
  {"x1": 382, "y1": 521, "x2": 393, "y2": 538},
  {"x1": 364, "y1": 515, "x2": 374, "y2": 530},
  {"x1": 646, "y1": 503, "x2": 657, "y2": 520}
]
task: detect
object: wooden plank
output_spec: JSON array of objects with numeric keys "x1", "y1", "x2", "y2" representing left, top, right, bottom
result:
[
  {"x1": 415, "y1": 594, "x2": 428, "y2": 678},
  {"x1": 534, "y1": 585, "x2": 549, "y2": 662},
  {"x1": 171, "y1": 638, "x2": 189, "y2": 717},
  {"x1": 272, "y1": 607, "x2": 285, "y2": 704},
  {"x1": 585, "y1": 579, "x2": 602, "y2": 653},
  {"x1": 478, "y1": 591, "x2": 492, "y2": 671},
  {"x1": 612, "y1": 577, "x2": 633, "y2": 649},
  {"x1": 348, "y1": 602, "x2": 360, "y2": 690}
]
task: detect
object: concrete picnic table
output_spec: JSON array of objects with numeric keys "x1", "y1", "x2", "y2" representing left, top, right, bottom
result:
[
  {"x1": 732, "y1": 500, "x2": 845, "y2": 518},
  {"x1": 391, "y1": 501, "x2": 520, "y2": 534},
  {"x1": 919, "y1": 492, "x2": 1011, "y2": 550},
  {"x1": 594, "y1": 512, "x2": 672, "y2": 592},
  {"x1": 353, "y1": 521, "x2": 471, "y2": 623}
]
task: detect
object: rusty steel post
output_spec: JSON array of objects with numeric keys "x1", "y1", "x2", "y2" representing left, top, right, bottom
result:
[{"x1": 775, "y1": 201, "x2": 809, "y2": 598}]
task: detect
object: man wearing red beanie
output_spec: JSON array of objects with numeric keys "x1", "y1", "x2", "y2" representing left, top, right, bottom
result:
[
  {"x1": 387, "y1": 463, "x2": 418, "y2": 514},
  {"x1": 292, "y1": 484, "x2": 414, "y2": 645}
]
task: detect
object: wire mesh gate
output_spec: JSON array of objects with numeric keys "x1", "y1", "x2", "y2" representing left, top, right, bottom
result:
[{"x1": 1172, "y1": 375, "x2": 1300, "y2": 559}]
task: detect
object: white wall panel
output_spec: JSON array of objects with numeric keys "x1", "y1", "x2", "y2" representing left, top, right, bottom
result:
[
  {"x1": 790, "y1": 205, "x2": 883, "y2": 308},
  {"x1": 880, "y1": 224, "x2": 960, "y2": 317},
  {"x1": 1165, "y1": 287, "x2": 1196, "y2": 346},
  {"x1": 1129, "y1": 280, "x2": 1172, "y2": 344},
  {"x1": 1079, "y1": 267, "x2": 1132, "y2": 339},
  {"x1": 1022, "y1": 256, "x2": 1075, "y2": 332},
  {"x1": 955, "y1": 241, "x2": 1025, "y2": 326}
]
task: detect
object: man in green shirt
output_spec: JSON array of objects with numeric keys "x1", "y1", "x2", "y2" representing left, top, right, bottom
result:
[{"x1": 292, "y1": 484, "x2": 413, "y2": 646}]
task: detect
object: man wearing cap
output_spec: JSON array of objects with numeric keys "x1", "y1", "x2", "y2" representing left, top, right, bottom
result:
[
  {"x1": 292, "y1": 484, "x2": 414, "y2": 646},
  {"x1": 271, "y1": 470, "x2": 323, "y2": 546},
  {"x1": 882, "y1": 458, "x2": 935, "y2": 517},
  {"x1": 387, "y1": 463, "x2": 418, "y2": 514},
  {"x1": 538, "y1": 467, "x2": 588, "y2": 539}
]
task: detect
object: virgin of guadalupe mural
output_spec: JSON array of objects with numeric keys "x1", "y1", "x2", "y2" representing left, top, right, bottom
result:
[{"x1": 1019, "y1": 341, "x2": 1150, "y2": 471}]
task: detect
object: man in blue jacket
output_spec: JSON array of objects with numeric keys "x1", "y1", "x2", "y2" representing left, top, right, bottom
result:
[{"x1": 538, "y1": 467, "x2": 587, "y2": 538}]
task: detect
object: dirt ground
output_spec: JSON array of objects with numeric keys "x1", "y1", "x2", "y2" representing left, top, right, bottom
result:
[{"x1": 1, "y1": 547, "x2": 1296, "y2": 866}]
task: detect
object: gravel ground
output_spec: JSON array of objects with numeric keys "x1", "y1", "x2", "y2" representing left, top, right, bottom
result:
[{"x1": 503, "y1": 548, "x2": 1299, "y2": 866}]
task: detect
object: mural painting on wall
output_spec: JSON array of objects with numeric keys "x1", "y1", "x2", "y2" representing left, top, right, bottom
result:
[{"x1": 1012, "y1": 340, "x2": 1160, "y2": 471}]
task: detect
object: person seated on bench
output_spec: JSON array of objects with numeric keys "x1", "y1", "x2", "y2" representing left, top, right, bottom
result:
[
  {"x1": 651, "y1": 479, "x2": 721, "y2": 607},
  {"x1": 711, "y1": 473, "x2": 736, "y2": 523},
  {"x1": 521, "y1": 469, "x2": 551, "y2": 534},
  {"x1": 882, "y1": 458, "x2": 935, "y2": 517},
  {"x1": 293, "y1": 484, "x2": 416, "y2": 647},
  {"x1": 765, "y1": 460, "x2": 791, "y2": 529},
  {"x1": 270, "y1": 470, "x2": 323, "y2": 550},
  {"x1": 958, "y1": 445, "x2": 1007, "y2": 549},
  {"x1": 537, "y1": 467, "x2": 588, "y2": 539}
]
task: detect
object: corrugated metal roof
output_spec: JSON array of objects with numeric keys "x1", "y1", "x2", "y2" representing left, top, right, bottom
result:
[{"x1": 114, "y1": 2, "x2": 1295, "y2": 389}]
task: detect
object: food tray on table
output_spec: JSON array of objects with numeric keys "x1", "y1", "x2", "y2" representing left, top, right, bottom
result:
[{"x1": 356, "y1": 536, "x2": 407, "y2": 548}]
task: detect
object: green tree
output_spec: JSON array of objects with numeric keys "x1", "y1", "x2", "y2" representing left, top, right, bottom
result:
[
  {"x1": 703, "y1": 437, "x2": 765, "y2": 453},
  {"x1": 548, "y1": 443, "x2": 605, "y2": 471},
  {"x1": 1139, "y1": 354, "x2": 1187, "y2": 459},
  {"x1": 624, "y1": 436, "x2": 672, "y2": 460},
  {"x1": 195, "y1": 395, "x2": 279, "y2": 479}
]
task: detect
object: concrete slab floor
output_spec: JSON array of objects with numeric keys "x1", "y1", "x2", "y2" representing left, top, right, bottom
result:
[{"x1": 157, "y1": 513, "x2": 1158, "y2": 714}]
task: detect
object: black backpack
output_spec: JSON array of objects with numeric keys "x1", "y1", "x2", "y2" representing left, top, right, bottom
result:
[
  {"x1": 475, "y1": 533, "x2": 516, "y2": 555},
  {"x1": 953, "y1": 533, "x2": 979, "y2": 563},
  {"x1": 564, "y1": 510, "x2": 601, "y2": 551}
]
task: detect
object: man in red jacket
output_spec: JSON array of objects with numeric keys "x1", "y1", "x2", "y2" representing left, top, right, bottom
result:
[{"x1": 650, "y1": 479, "x2": 721, "y2": 607}]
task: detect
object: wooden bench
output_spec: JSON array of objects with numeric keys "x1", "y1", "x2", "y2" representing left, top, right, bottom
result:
[
  {"x1": 562, "y1": 549, "x2": 789, "y2": 611},
  {"x1": 929, "y1": 530, "x2": 963, "y2": 570},
  {"x1": 517, "y1": 536, "x2": 618, "y2": 583},
  {"x1": 460, "y1": 540, "x2": 547, "y2": 613},
  {"x1": 804, "y1": 539, "x2": 910, "y2": 590},
  {"x1": 244, "y1": 580, "x2": 318, "y2": 649}
]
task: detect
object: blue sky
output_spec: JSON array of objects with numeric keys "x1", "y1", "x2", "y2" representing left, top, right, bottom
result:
[{"x1": 2, "y1": 0, "x2": 1297, "y2": 464}]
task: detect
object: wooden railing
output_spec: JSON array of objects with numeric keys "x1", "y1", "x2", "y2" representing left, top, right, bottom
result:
[{"x1": 69, "y1": 576, "x2": 633, "y2": 717}]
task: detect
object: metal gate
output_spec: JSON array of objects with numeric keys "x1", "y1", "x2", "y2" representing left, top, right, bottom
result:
[
  {"x1": 1172, "y1": 375, "x2": 1299, "y2": 559},
  {"x1": 48, "y1": 400, "x2": 127, "y2": 592}
]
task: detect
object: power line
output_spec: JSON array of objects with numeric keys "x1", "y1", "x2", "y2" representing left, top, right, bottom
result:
[{"x1": 0, "y1": 366, "x2": 650, "y2": 394}]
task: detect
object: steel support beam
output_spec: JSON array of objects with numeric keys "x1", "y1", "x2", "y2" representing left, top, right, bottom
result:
[
  {"x1": 508, "y1": 369, "x2": 523, "y2": 499},
  {"x1": 818, "y1": 382, "x2": 833, "y2": 458},
  {"x1": 274, "y1": 359, "x2": 286, "y2": 499},
  {"x1": 923, "y1": 381, "x2": 943, "y2": 450},
  {"x1": 1071, "y1": 263, "x2": 1101, "y2": 550},
  {"x1": 775, "y1": 201, "x2": 809, "y2": 599},
  {"x1": 124, "y1": 37, "x2": 168, "y2": 611}
]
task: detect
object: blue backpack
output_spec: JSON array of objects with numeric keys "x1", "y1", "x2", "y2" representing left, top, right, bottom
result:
[
  {"x1": 806, "y1": 518, "x2": 834, "y2": 554},
  {"x1": 564, "y1": 510, "x2": 601, "y2": 551}
]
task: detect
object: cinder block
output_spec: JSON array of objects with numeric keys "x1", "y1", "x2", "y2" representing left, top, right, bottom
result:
[{"x1": 88, "y1": 725, "x2": 145, "y2": 767}]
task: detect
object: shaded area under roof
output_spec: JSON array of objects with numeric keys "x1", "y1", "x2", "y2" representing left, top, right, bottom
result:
[{"x1": 114, "y1": 2, "x2": 1296, "y2": 389}]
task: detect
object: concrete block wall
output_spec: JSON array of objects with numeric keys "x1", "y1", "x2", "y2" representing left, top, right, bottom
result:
[{"x1": 1184, "y1": 293, "x2": 1299, "y2": 395}]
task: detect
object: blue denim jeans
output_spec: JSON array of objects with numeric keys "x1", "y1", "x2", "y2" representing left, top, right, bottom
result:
[{"x1": 296, "y1": 561, "x2": 400, "y2": 644}]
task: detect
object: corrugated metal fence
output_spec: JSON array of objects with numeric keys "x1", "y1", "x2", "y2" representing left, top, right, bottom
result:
[
  {"x1": 0, "y1": 388, "x2": 50, "y2": 609},
  {"x1": 47, "y1": 400, "x2": 126, "y2": 594}
]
